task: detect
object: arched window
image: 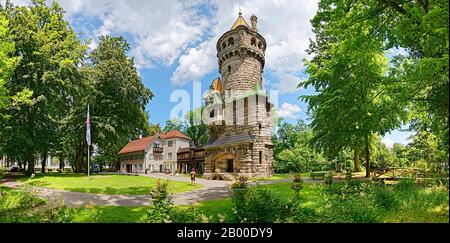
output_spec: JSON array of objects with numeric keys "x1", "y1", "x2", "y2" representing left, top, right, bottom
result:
[
  {"x1": 228, "y1": 37, "x2": 234, "y2": 46},
  {"x1": 210, "y1": 110, "x2": 215, "y2": 118},
  {"x1": 251, "y1": 38, "x2": 256, "y2": 46},
  {"x1": 228, "y1": 65, "x2": 232, "y2": 74},
  {"x1": 258, "y1": 42, "x2": 262, "y2": 49},
  {"x1": 222, "y1": 42, "x2": 226, "y2": 49}
]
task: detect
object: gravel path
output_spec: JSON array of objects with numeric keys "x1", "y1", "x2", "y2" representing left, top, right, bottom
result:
[{"x1": 0, "y1": 174, "x2": 322, "y2": 207}]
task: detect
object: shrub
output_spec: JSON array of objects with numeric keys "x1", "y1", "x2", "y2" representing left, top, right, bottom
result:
[
  {"x1": 324, "y1": 172, "x2": 333, "y2": 186},
  {"x1": 373, "y1": 187, "x2": 398, "y2": 209},
  {"x1": 0, "y1": 168, "x2": 5, "y2": 180},
  {"x1": 291, "y1": 174, "x2": 304, "y2": 198},
  {"x1": 0, "y1": 187, "x2": 47, "y2": 223},
  {"x1": 170, "y1": 207, "x2": 211, "y2": 223},
  {"x1": 143, "y1": 180, "x2": 173, "y2": 223},
  {"x1": 231, "y1": 187, "x2": 288, "y2": 223}
]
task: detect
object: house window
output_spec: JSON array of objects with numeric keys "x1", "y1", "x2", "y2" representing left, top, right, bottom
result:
[
  {"x1": 168, "y1": 153, "x2": 173, "y2": 161},
  {"x1": 139, "y1": 164, "x2": 143, "y2": 171},
  {"x1": 168, "y1": 141, "x2": 173, "y2": 147}
]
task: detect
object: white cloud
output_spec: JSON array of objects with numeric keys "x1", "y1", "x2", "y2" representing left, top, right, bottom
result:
[
  {"x1": 171, "y1": 40, "x2": 217, "y2": 86},
  {"x1": 5, "y1": 0, "x2": 211, "y2": 69},
  {"x1": 272, "y1": 71, "x2": 304, "y2": 94},
  {"x1": 277, "y1": 102, "x2": 302, "y2": 119},
  {"x1": 172, "y1": 0, "x2": 318, "y2": 85},
  {"x1": 5, "y1": 0, "x2": 319, "y2": 88},
  {"x1": 382, "y1": 138, "x2": 395, "y2": 148}
]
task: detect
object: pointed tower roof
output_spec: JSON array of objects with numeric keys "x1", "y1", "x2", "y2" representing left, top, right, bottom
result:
[
  {"x1": 231, "y1": 11, "x2": 250, "y2": 30},
  {"x1": 211, "y1": 78, "x2": 223, "y2": 93}
]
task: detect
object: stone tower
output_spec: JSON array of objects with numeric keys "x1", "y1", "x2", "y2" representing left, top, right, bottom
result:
[{"x1": 203, "y1": 12, "x2": 274, "y2": 180}]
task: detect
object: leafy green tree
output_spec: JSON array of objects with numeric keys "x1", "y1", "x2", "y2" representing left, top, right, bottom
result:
[
  {"x1": 307, "y1": 0, "x2": 448, "y2": 176},
  {"x1": 303, "y1": 0, "x2": 410, "y2": 177},
  {"x1": 273, "y1": 120, "x2": 329, "y2": 173},
  {"x1": 64, "y1": 35, "x2": 153, "y2": 172},
  {"x1": 163, "y1": 119, "x2": 185, "y2": 133},
  {"x1": 2, "y1": 0, "x2": 86, "y2": 175},
  {"x1": 183, "y1": 107, "x2": 208, "y2": 146},
  {"x1": 146, "y1": 123, "x2": 162, "y2": 136},
  {"x1": 407, "y1": 130, "x2": 447, "y2": 172}
]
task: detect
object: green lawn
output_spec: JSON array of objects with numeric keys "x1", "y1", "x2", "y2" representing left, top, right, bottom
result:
[
  {"x1": 19, "y1": 173, "x2": 203, "y2": 195},
  {"x1": 250, "y1": 174, "x2": 292, "y2": 182},
  {"x1": 3, "y1": 177, "x2": 448, "y2": 223}
]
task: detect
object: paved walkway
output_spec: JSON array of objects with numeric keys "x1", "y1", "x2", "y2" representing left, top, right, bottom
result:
[{"x1": 0, "y1": 174, "x2": 320, "y2": 207}]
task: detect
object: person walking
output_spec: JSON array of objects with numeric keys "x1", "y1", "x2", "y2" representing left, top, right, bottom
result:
[{"x1": 190, "y1": 169, "x2": 197, "y2": 185}]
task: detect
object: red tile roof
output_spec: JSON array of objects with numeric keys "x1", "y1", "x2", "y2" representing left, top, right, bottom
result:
[
  {"x1": 119, "y1": 134, "x2": 158, "y2": 155},
  {"x1": 118, "y1": 130, "x2": 190, "y2": 155},
  {"x1": 160, "y1": 130, "x2": 190, "y2": 140}
]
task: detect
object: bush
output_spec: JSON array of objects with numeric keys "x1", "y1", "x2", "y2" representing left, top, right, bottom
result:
[
  {"x1": 170, "y1": 207, "x2": 211, "y2": 223},
  {"x1": 0, "y1": 168, "x2": 5, "y2": 180},
  {"x1": 231, "y1": 187, "x2": 288, "y2": 223},
  {"x1": 291, "y1": 174, "x2": 304, "y2": 198},
  {"x1": 143, "y1": 180, "x2": 173, "y2": 223},
  {"x1": 373, "y1": 187, "x2": 398, "y2": 209},
  {"x1": 0, "y1": 187, "x2": 47, "y2": 223}
]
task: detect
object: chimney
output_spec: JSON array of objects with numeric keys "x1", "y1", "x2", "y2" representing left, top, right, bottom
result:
[{"x1": 250, "y1": 15, "x2": 258, "y2": 32}]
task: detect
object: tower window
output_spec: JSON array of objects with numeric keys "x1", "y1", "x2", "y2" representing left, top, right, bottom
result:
[
  {"x1": 228, "y1": 37, "x2": 234, "y2": 46},
  {"x1": 259, "y1": 151, "x2": 263, "y2": 164},
  {"x1": 222, "y1": 42, "x2": 226, "y2": 49},
  {"x1": 251, "y1": 38, "x2": 256, "y2": 46},
  {"x1": 258, "y1": 42, "x2": 262, "y2": 49},
  {"x1": 228, "y1": 65, "x2": 232, "y2": 74},
  {"x1": 259, "y1": 122, "x2": 262, "y2": 135},
  {"x1": 210, "y1": 110, "x2": 215, "y2": 118}
]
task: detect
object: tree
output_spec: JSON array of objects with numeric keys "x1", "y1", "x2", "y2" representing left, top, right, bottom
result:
[
  {"x1": 273, "y1": 120, "x2": 329, "y2": 173},
  {"x1": 306, "y1": 0, "x2": 448, "y2": 176},
  {"x1": 183, "y1": 107, "x2": 208, "y2": 146},
  {"x1": 62, "y1": 35, "x2": 153, "y2": 172},
  {"x1": 146, "y1": 123, "x2": 162, "y2": 136},
  {"x1": 2, "y1": 0, "x2": 86, "y2": 175},
  {"x1": 303, "y1": 0, "x2": 410, "y2": 177},
  {"x1": 163, "y1": 119, "x2": 185, "y2": 132}
]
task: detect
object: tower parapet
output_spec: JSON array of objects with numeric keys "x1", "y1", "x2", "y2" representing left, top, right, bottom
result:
[{"x1": 216, "y1": 13, "x2": 266, "y2": 93}]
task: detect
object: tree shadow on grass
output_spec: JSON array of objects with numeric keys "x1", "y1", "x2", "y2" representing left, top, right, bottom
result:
[{"x1": 68, "y1": 187, "x2": 152, "y2": 195}]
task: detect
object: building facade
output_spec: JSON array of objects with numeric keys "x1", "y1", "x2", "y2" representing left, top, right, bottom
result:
[
  {"x1": 203, "y1": 12, "x2": 274, "y2": 180},
  {"x1": 177, "y1": 145, "x2": 205, "y2": 174},
  {"x1": 118, "y1": 130, "x2": 190, "y2": 174}
]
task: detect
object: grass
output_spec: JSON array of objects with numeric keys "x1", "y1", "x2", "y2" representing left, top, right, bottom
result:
[
  {"x1": 250, "y1": 174, "x2": 292, "y2": 182},
  {"x1": 19, "y1": 173, "x2": 203, "y2": 195},
  {"x1": 3, "y1": 176, "x2": 448, "y2": 223}
]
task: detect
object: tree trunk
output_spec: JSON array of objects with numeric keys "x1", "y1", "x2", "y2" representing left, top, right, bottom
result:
[
  {"x1": 353, "y1": 148, "x2": 361, "y2": 172},
  {"x1": 41, "y1": 151, "x2": 47, "y2": 173},
  {"x1": 59, "y1": 157, "x2": 64, "y2": 170},
  {"x1": 365, "y1": 137, "x2": 371, "y2": 178},
  {"x1": 74, "y1": 143, "x2": 83, "y2": 173},
  {"x1": 26, "y1": 149, "x2": 35, "y2": 176}
]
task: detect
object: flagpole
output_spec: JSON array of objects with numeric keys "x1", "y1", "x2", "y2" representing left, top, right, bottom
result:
[
  {"x1": 88, "y1": 142, "x2": 90, "y2": 178},
  {"x1": 87, "y1": 104, "x2": 90, "y2": 178}
]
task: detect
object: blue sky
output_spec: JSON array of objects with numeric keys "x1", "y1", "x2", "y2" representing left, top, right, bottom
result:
[{"x1": 5, "y1": 0, "x2": 413, "y2": 147}]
